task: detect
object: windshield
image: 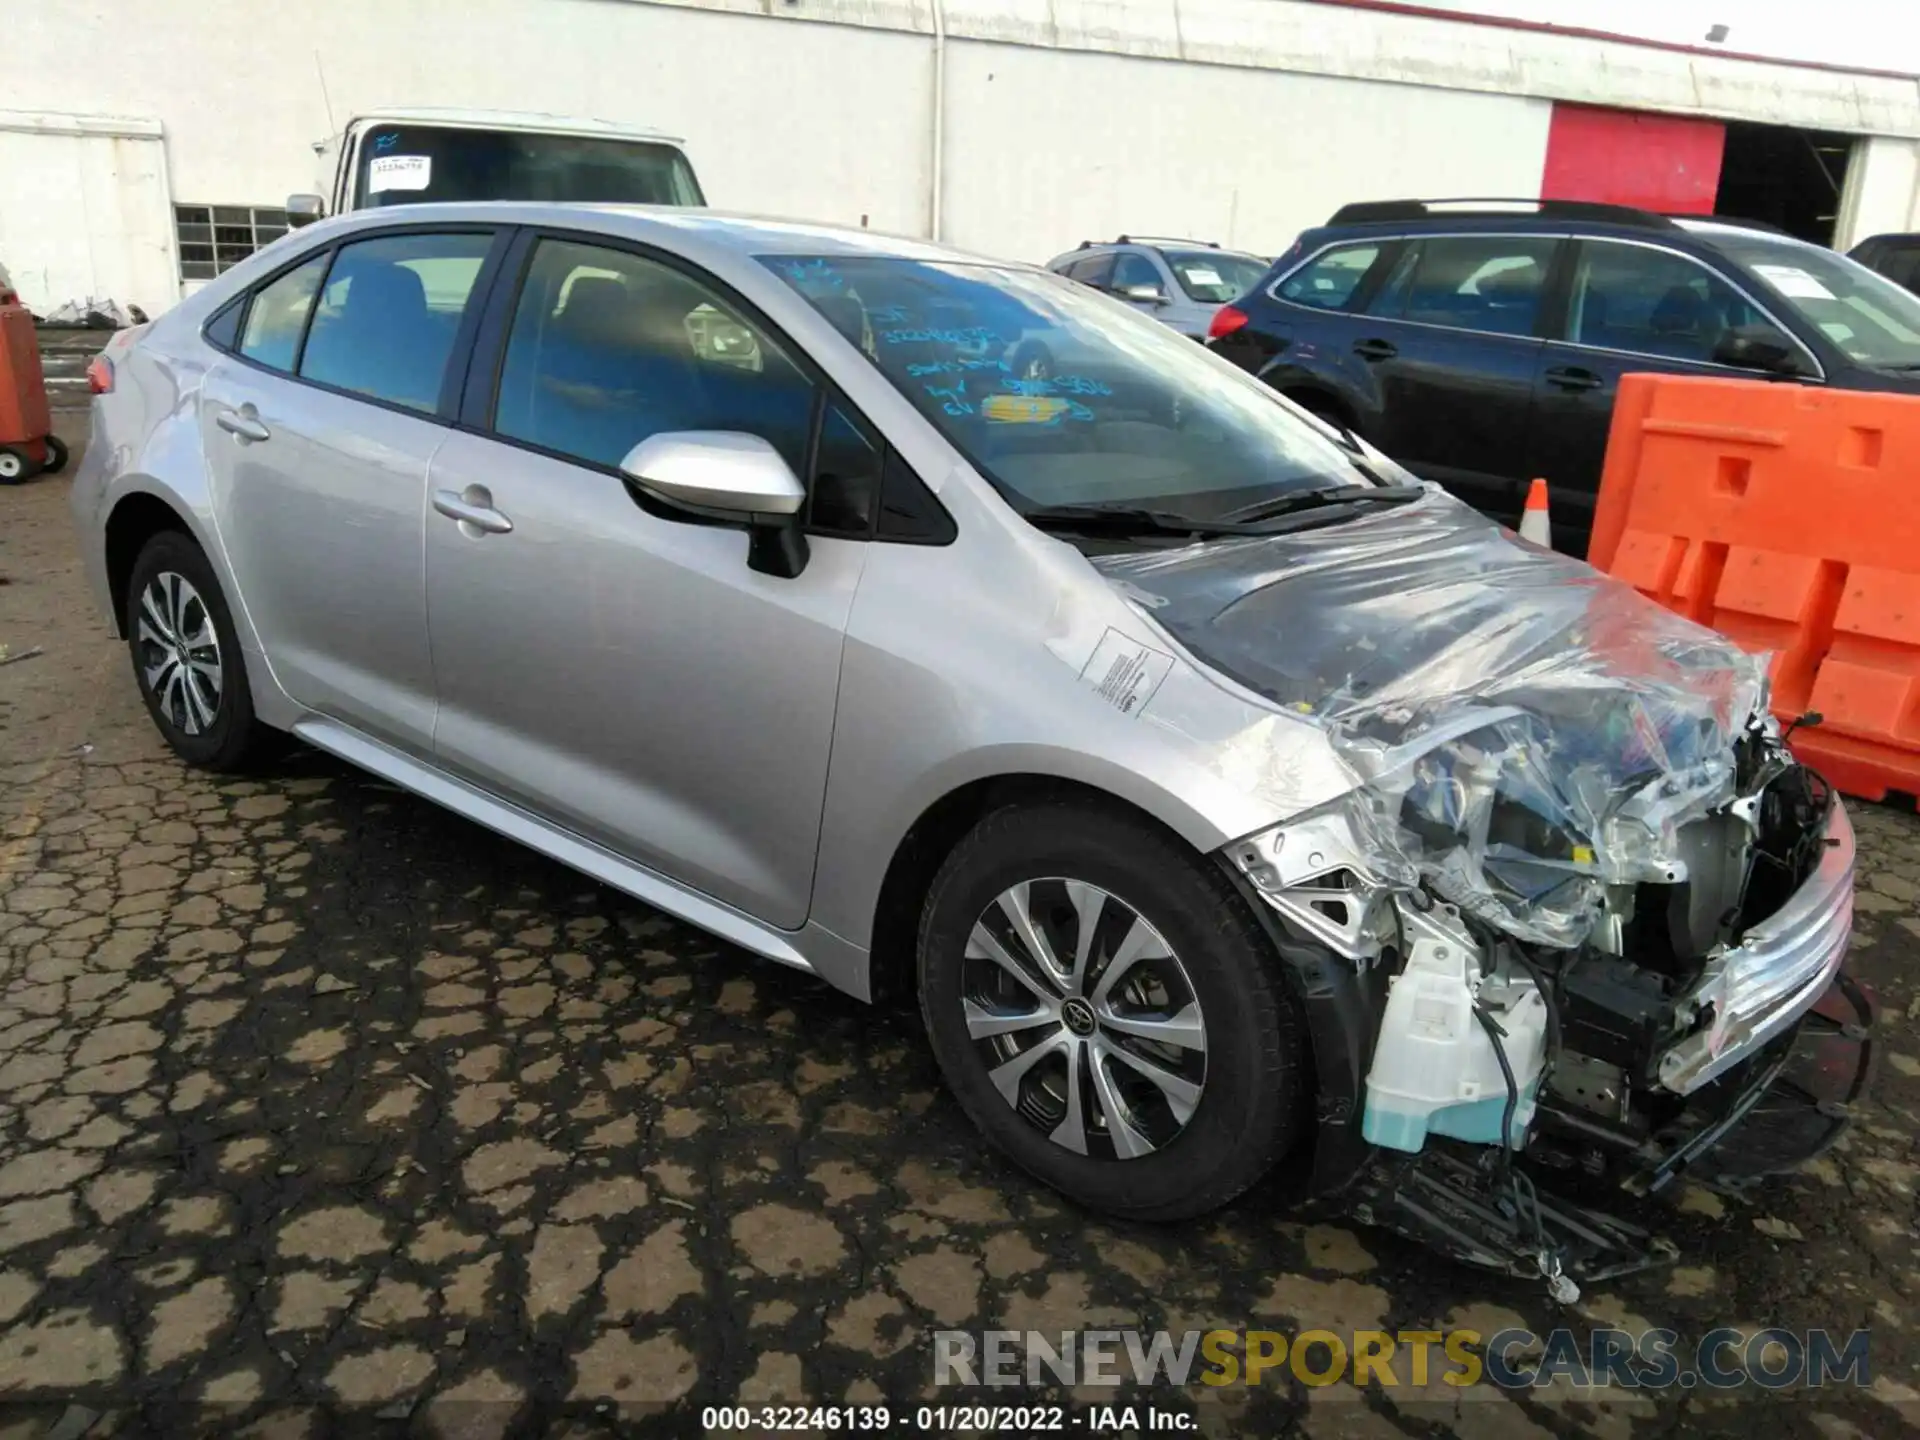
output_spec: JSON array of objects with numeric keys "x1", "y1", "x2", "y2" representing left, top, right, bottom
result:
[
  {"x1": 1163, "y1": 250, "x2": 1268, "y2": 304},
  {"x1": 762, "y1": 255, "x2": 1359, "y2": 515},
  {"x1": 1714, "y1": 233, "x2": 1920, "y2": 369},
  {"x1": 352, "y1": 124, "x2": 704, "y2": 209}
]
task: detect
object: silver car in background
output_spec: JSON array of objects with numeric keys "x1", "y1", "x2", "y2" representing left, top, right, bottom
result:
[
  {"x1": 1046, "y1": 237, "x2": 1270, "y2": 338},
  {"x1": 72, "y1": 203, "x2": 1865, "y2": 1285}
]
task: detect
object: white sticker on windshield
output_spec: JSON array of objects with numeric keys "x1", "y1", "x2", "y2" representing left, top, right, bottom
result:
[
  {"x1": 368, "y1": 155, "x2": 432, "y2": 194},
  {"x1": 1754, "y1": 264, "x2": 1835, "y2": 301},
  {"x1": 1080, "y1": 628, "x2": 1174, "y2": 717},
  {"x1": 1185, "y1": 266, "x2": 1224, "y2": 287}
]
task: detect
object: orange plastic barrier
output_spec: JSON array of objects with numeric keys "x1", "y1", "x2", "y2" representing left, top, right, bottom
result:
[{"x1": 1590, "y1": 373, "x2": 1920, "y2": 805}]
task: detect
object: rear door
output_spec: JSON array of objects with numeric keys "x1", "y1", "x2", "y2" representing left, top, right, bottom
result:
[
  {"x1": 1341, "y1": 233, "x2": 1562, "y2": 521},
  {"x1": 201, "y1": 226, "x2": 501, "y2": 752},
  {"x1": 1526, "y1": 237, "x2": 1807, "y2": 554}
]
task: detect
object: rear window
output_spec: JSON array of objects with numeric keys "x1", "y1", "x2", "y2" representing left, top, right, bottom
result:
[{"x1": 1163, "y1": 251, "x2": 1267, "y2": 304}]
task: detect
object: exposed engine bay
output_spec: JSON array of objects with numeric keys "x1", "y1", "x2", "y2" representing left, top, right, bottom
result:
[{"x1": 1095, "y1": 493, "x2": 1872, "y2": 1295}]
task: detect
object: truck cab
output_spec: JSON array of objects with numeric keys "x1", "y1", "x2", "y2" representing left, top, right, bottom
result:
[{"x1": 289, "y1": 108, "x2": 704, "y2": 224}]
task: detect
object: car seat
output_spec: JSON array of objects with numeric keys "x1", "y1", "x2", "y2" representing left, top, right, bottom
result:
[{"x1": 301, "y1": 259, "x2": 450, "y2": 412}]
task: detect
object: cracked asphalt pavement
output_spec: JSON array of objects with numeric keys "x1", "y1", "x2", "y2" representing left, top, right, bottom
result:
[{"x1": 3, "y1": 410, "x2": 1920, "y2": 1437}]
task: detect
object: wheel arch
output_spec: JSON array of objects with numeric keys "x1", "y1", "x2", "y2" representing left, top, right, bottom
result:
[
  {"x1": 104, "y1": 490, "x2": 205, "y2": 639},
  {"x1": 864, "y1": 770, "x2": 1226, "y2": 1007}
]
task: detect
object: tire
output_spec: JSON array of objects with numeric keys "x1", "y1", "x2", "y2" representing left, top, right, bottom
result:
[
  {"x1": 41, "y1": 435, "x2": 68, "y2": 475},
  {"x1": 124, "y1": 530, "x2": 273, "y2": 771},
  {"x1": 0, "y1": 447, "x2": 26, "y2": 484},
  {"x1": 917, "y1": 799, "x2": 1310, "y2": 1221}
]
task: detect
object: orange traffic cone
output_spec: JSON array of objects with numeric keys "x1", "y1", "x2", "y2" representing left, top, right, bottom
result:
[{"x1": 1519, "y1": 478, "x2": 1552, "y2": 548}]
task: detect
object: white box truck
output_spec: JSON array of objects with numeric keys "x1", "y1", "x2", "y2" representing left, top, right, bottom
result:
[{"x1": 289, "y1": 108, "x2": 704, "y2": 224}]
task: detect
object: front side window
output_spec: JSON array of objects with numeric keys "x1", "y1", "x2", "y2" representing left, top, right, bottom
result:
[
  {"x1": 1714, "y1": 233, "x2": 1920, "y2": 370},
  {"x1": 1109, "y1": 253, "x2": 1165, "y2": 297},
  {"x1": 353, "y1": 125, "x2": 703, "y2": 209},
  {"x1": 238, "y1": 253, "x2": 329, "y2": 373},
  {"x1": 494, "y1": 238, "x2": 814, "y2": 473},
  {"x1": 1164, "y1": 251, "x2": 1267, "y2": 304},
  {"x1": 1276, "y1": 243, "x2": 1380, "y2": 311},
  {"x1": 1566, "y1": 240, "x2": 1787, "y2": 365},
  {"x1": 299, "y1": 232, "x2": 493, "y2": 412},
  {"x1": 765, "y1": 255, "x2": 1364, "y2": 517},
  {"x1": 1064, "y1": 253, "x2": 1115, "y2": 288},
  {"x1": 1391, "y1": 236, "x2": 1558, "y2": 337}
]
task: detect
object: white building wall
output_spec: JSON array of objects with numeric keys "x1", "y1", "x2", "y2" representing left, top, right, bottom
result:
[
  {"x1": 939, "y1": 42, "x2": 1551, "y2": 261},
  {"x1": 7, "y1": 0, "x2": 1920, "y2": 312},
  {"x1": 0, "y1": 113, "x2": 178, "y2": 318},
  {"x1": 1841, "y1": 136, "x2": 1920, "y2": 247}
]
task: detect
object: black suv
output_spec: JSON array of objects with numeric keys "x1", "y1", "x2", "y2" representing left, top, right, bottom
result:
[
  {"x1": 1850, "y1": 233, "x2": 1920, "y2": 296},
  {"x1": 1210, "y1": 199, "x2": 1920, "y2": 555}
]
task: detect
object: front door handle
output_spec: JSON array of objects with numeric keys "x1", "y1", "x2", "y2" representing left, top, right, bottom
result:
[
  {"x1": 1544, "y1": 365, "x2": 1605, "y2": 392},
  {"x1": 432, "y1": 487, "x2": 514, "y2": 536},
  {"x1": 215, "y1": 409, "x2": 271, "y2": 443},
  {"x1": 1352, "y1": 338, "x2": 1398, "y2": 361}
]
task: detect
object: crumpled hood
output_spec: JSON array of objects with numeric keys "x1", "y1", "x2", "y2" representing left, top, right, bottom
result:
[{"x1": 1095, "y1": 490, "x2": 1768, "y2": 947}]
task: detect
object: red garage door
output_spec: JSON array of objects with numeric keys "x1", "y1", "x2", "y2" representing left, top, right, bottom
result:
[{"x1": 1542, "y1": 104, "x2": 1726, "y2": 215}]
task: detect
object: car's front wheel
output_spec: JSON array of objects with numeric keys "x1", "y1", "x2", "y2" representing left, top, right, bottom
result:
[
  {"x1": 125, "y1": 530, "x2": 273, "y2": 771},
  {"x1": 917, "y1": 799, "x2": 1310, "y2": 1221}
]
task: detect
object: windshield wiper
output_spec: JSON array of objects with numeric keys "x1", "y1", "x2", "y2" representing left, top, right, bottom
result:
[
  {"x1": 1216, "y1": 483, "x2": 1425, "y2": 525},
  {"x1": 1020, "y1": 504, "x2": 1251, "y2": 537}
]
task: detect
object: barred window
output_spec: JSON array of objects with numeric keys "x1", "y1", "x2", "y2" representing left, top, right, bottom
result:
[{"x1": 175, "y1": 205, "x2": 291, "y2": 282}]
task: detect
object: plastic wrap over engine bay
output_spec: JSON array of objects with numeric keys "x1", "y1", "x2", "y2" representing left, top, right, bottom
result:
[{"x1": 1095, "y1": 491, "x2": 1769, "y2": 948}]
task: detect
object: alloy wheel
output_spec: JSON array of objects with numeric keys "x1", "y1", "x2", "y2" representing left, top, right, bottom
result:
[
  {"x1": 136, "y1": 571, "x2": 223, "y2": 736},
  {"x1": 961, "y1": 878, "x2": 1208, "y2": 1159}
]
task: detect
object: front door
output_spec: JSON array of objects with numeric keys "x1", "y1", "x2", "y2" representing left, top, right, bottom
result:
[
  {"x1": 201, "y1": 228, "x2": 497, "y2": 752},
  {"x1": 1344, "y1": 233, "x2": 1562, "y2": 522},
  {"x1": 423, "y1": 234, "x2": 868, "y2": 929},
  {"x1": 1526, "y1": 238, "x2": 1806, "y2": 555}
]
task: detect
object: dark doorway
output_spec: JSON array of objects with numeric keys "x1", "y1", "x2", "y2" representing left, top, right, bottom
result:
[{"x1": 1714, "y1": 122, "x2": 1855, "y2": 244}]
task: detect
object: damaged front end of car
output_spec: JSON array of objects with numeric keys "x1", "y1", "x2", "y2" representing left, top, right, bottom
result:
[{"x1": 1096, "y1": 495, "x2": 1874, "y2": 1297}]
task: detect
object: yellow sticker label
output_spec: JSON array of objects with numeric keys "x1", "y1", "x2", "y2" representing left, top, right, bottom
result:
[
  {"x1": 983, "y1": 393, "x2": 1068, "y2": 424},
  {"x1": 1572, "y1": 845, "x2": 1595, "y2": 865}
]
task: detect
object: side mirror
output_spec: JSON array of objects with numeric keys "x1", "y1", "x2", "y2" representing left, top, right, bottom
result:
[
  {"x1": 286, "y1": 194, "x2": 326, "y2": 228},
  {"x1": 1712, "y1": 327, "x2": 1807, "y2": 377},
  {"x1": 1122, "y1": 284, "x2": 1168, "y2": 305},
  {"x1": 618, "y1": 431, "x2": 810, "y2": 578}
]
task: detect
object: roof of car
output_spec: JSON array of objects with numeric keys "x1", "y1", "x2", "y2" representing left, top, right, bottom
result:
[
  {"x1": 1307, "y1": 200, "x2": 1816, "y2": 258},
  {"x1": 346, "y1": 109, "x2": 689, "y2": 146},
  {"x1": 311, "y1": 201, "x2": 1019, "y2": 268}
]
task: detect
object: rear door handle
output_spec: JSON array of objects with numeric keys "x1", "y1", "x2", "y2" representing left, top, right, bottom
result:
[
  {"x1": 215, "y1": 409, "x2": 271, "y2": 443},
  {"x1": 1545, "y1": 365, "x2": 1605, "y2": 392},
  {"x1": 1352, "y1": 338, "x2": 1398, "y2": 361},
  {"x1": 432, "y1": 487, "x2": 514, "y2": 535}
]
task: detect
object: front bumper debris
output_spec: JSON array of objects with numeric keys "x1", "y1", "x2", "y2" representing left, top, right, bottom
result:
[{"x1": 1658, "y1": 800, "x2": 1856, "y2": 1095}]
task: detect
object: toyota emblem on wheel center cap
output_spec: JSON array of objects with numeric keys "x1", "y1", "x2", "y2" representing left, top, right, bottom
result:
[{"x1": 1061, "y1": 997, "x2": 1097, "y2": 1036}]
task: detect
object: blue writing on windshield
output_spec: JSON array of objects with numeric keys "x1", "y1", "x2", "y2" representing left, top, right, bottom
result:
[
  {"x1": 925, "y1": 380, "x2": 973, "y2": 416},
  {"x1": 373, "y1": 132, "x2": 400, "y2": 152},
  {"x1": 883, "y1": 326, "x2": 1000, "y2": 347}
]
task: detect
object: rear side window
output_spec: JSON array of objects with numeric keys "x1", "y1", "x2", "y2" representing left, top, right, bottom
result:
[
  {"x1": 493, "y1": 237, "x2": 815, "y2": 474},
  {"x1": 1391, "y1": 236, "x2": 1558, "y2": 337},
  {"x1": 1064, "y1": 254, "x2": 1115, "y2": 288},
  {"x1": 238, "y1": 253, "x2": 328, "y2": 372},
  {"x1": 1276, "y1": 243, "x2": 1381, "y2": 310},
  {"x1": 299, "y1": 232, "x2": 493, "y2": 413}
]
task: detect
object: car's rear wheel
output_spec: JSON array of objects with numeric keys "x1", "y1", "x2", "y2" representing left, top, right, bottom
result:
[
  {"x1": 917, "y1": 799, "x2": 1309, "y2": 1221},
  {"x1": 125, "y1": 530, "x2": 273, "y2": 771}
]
